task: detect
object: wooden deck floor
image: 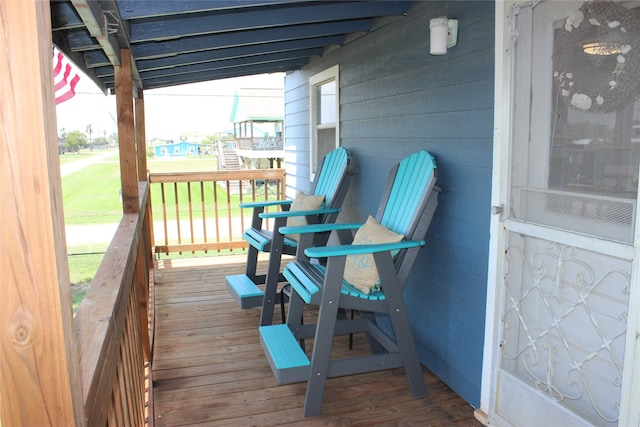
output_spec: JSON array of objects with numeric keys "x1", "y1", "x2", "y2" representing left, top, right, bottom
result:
[{"x1": 151, "y1": 255, "x2": 483, "y2": 426}]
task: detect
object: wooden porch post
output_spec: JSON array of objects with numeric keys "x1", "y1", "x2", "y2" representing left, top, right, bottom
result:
[
  {"x1": 135, "y1": 91, "x2": 155, "y2": 266},
  {"x1": 115, "y1": 48, "x2": 139, "y2": 214},
  {"x1": 0, "y1": 1, "x2": 85, "y2": 425},
  {"x1": 135, "y1": 92, "x2": 148, "y2": 181}
]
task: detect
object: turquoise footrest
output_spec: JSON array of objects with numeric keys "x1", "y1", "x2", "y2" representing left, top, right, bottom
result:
[
  {"x1": 259, "y1": 324, "x2": 310, "y2": 384},
  {"x1": 225, "y1": 274, "x2": 263, "y2": 309}
]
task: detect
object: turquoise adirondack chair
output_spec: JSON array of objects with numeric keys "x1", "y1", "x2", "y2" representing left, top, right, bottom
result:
[
  {"x1": 226, "y1": 147, "x2": 350, "y2": 326},
  {"x1": 259, "y1": 151, "x2": 439, "y2": 417}
]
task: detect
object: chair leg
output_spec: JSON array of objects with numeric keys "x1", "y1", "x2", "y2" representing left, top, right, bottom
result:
[
  {"x1": 349, "y1": 309, "x2": 354, "y2": 350},
  {"x1": 384, "y1": 290, "x2": 427, "y2": 398},
  {"x1": 280, "y1": 287, "x2": 287, "y2": 324},
  {"x1": 245, "y1": 244, "x2": 260, "y2": 282},
  {"x1": 259, "y1": 219, "x2": 286, "y2": 326},
  {"x1": 285, "y1": 286, "x2": 305, "y2": 348},
  {"x1": 369, "y1": 251, "x2": 427, "y2": 398},
  {"x1": 304, "y1": 296, "x2": 339, "y2": 417},
  {"x1": 303, "y1": 257, "x2": 345, "y2": 417},
  {"x1": 279, "y1": 284, "x2": 294, "y2": 324}
]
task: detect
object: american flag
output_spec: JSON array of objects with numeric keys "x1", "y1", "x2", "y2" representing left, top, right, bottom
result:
[{"x1": 52, "y1": 46, "x2": 80, "y2": 105}]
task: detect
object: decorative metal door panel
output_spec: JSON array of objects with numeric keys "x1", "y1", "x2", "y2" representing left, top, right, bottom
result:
[{"x1": 500, "y1": 232, "x2": 630, "y2": 425}]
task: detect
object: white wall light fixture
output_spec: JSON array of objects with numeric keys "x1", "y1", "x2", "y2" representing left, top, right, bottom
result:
[{"x1": 430, "y1": 17, "x2": 458, "y2": 55}]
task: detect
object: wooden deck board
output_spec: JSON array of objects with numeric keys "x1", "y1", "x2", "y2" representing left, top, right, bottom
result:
[{"x1": 152, "y1": 255, "x2": 482, "y2": 426}]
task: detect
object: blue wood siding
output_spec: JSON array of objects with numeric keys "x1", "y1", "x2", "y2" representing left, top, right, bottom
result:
[{"x1": 283, "y1": 1, "x2": 494, "y2": 407}]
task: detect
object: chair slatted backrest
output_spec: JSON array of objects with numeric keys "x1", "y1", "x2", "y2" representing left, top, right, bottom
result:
[
  {"x1": 379, "y1": 151, "x2": 437, "y2": 238},
  {"x1": 310, "y1": 147, "x2": 350, "y2": 209}
]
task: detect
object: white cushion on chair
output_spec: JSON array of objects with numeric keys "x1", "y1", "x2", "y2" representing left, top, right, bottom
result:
[
  {"x1": 285, "y1": 191, "x2": 325, "y2": 242},
  {"x1": 344, "y1": 216, "x2": 404, "y2": 294}
]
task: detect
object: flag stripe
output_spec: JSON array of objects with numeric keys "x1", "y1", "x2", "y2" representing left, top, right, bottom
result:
[
  {"x1": 56, "y1": 74, "x2": 80, "y2": 104},
  {"x1": 53, "y1": 47, "x2": 80, "y2": 105}
]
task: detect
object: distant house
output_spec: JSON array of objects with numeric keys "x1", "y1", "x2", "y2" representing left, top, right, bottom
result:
[
  {"x1": 179, "y1": 131, "x2": 207, "y2": 143},
  {"x1": 230, "y1": 88, "x2": 284, "y2": 168},
  {"x1": 149, "y1": 137, "x2": 170, "y2": 146},
  {"x1": 154, "y1": 141, "x2": 201, "y2": 158}
]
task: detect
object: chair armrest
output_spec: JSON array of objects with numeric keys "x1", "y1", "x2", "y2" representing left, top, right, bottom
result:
[
  {"x1": 304, "y1": 240, "x2": 425, "y2": 258},
  {"x1": 258, "y1": 207, "x2": 341, "y2": 220},
  {"x1": 239, "y1": 199, "x2": 292, "y2": 209},
  {"x1": 279, "y1": 222, "x2": 362, "y2": 236}
]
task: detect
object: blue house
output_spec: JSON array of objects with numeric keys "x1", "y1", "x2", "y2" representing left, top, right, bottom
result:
[{"x1": 154, "y1": 141, "x2": 201, "y2": 158}]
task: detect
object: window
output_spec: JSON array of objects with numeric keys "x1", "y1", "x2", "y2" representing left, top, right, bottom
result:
[{"x1": 309, "y1": 65, "x2": 339, "y2": 178}]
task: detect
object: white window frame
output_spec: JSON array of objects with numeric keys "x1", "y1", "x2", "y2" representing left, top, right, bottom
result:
[{"x1": 309, "y1": 65, "x2": 340, "y2": 180}]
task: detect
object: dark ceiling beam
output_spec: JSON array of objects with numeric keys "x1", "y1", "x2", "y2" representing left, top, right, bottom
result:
[
  {"x1": 131, "y1": 19, "x2": 372, "y2": 59},
  {"x1": 83, "y1": 50, "x2": 111, "y2": 68},
  {"x1": 94, "y1": 47, "x2": 314, "y2": 79},
  {"x1": 101, "y1": 59, "x2": 304, "y2": 91},
  {"x1": 129, "y1": 1, "x2": 408, "y2": 42},
  {"x1": 137, "y1": 48, "x2": 322, "y2": 80},
  {"x1": 66, "y1": 29, "x2": 101, "y2": 52},
  {"x1": 50, "y1": 2, "x2": 84, "y2": 31},
  {"x1": 135, "y1": 35, "x2": 344, "y2": 72},
  {"x1": 138, "y1": 60, "x2": 305, "y2": 90},
  {"x1": 117, "y1": 0, "x2": 309, "y2": 19}
]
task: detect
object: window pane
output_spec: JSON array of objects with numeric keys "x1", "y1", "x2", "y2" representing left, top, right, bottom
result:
[
  {"x1": 317, "y1": 127, "x2": 336, "y2": 162},
  {"x1": 319, "y1": 80, "x2": 336, "y2": 125},
  {"x1": 312, "y1": 127, "x2": 336, "y2": 175}
]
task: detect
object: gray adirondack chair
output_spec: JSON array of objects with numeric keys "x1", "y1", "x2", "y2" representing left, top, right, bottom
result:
[
  {"x1": 226, "y1": 147, "x2": 350, "y2": 326},
  {"x1": 259, "y1": 150, "x2": 439, "y2": 417}
]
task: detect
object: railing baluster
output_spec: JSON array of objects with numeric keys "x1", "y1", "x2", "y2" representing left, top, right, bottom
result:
[
  {"x1": 238, "y1": 180, "x2": 242, "y2": 240},
  {"x1": 213, "y1": 180, "x2": 220, "y2": 251},
  {"x1": 264, "y1": 175, "x2": 270, "y2": 231},
  {"x1": 161, "y1": 182, "x2": 169, "y2": 254},
  {"x1": 225, "y1": 180, "x2": 233, "y2": 248},
  {"x1": 200, "y1": 181, "x2": 207, "y2": 253},
  {"x1": 249, "y1": 179, "x2": 257, "y2": 235},
  {"x1": 173, "y1": 182, "x2": 181, "y2": 254},
  {"x1": 187, "y1": 181, "x2": 195, "y2": 253}
]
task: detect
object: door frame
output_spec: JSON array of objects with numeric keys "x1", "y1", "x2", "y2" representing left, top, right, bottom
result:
[{"x1": 480, "y1": 1, "x2": 640, "y2": 425}]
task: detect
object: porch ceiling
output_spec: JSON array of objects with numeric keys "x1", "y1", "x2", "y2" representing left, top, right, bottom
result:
[{"x1": 50, "y1": 0, "x2": 409, "y2": 93}]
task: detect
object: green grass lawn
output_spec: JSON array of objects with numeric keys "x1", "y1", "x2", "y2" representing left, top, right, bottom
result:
[
  {"x1": 62, "y1": 154, "x2": 222, "y2": 225},
  {"x1": 62, "y1": 161, "x2": 123, "y2": 224},
  {"x1": 59, "y1": 151, "x2": 101, "y2": 165}
]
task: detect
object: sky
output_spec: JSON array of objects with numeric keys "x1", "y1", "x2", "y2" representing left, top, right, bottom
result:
[{"x1": 55, "y1": 68, "x2": 285, "y2": 142}]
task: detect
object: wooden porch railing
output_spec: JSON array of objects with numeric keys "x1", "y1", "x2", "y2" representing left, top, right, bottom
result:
[
  {"x1": 149, "y1": 169, "x2": 286, "y2": 255},
  {"x1": 236, "y1": 136, "x2": 284, "y2": 151},
  {"x1": 74, "y1": 181, "x2": 152, "y2": 426}
]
